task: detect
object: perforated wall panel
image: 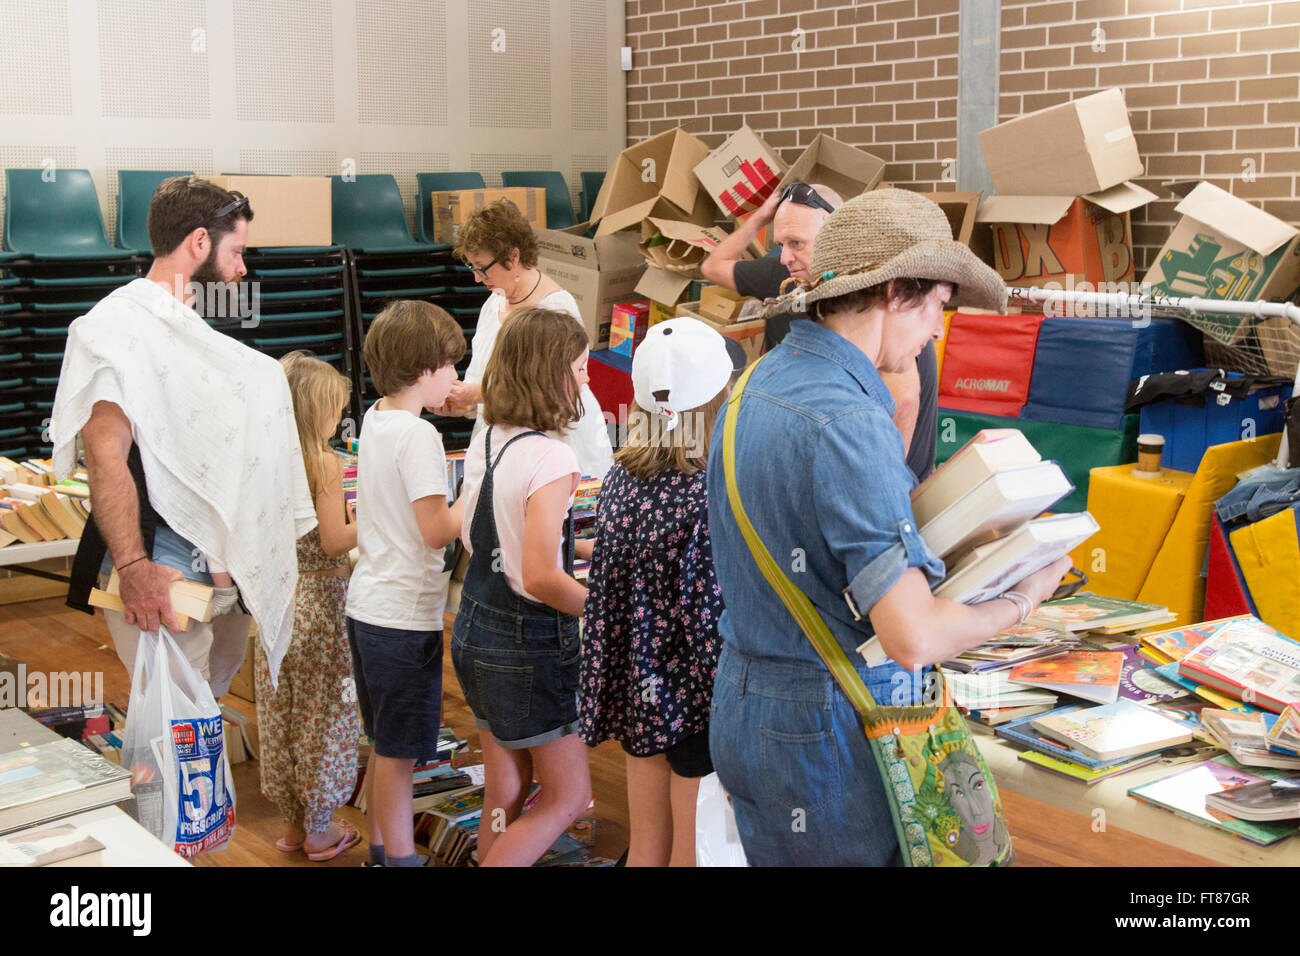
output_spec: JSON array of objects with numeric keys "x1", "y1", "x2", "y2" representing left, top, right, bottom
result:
[
  {"x1": 569, "y1": 0, "x2": 607, "y2": 132},
  {"x1": 467, "y1": 0, "x2": 551, "y2": 129},
  {"x1": 356, "y1": 0, "x2": 448, "y2": 126},
  {"x1": 233, "y1": 0, "x2": 335, "y2": 123},
  {"x1": 359, "y1": 151, "x2": 450, "y2": 230},
  {"x1": 469, "y1": 153, "x2": 554, "y2": 191},
  {"x1": 0, "y1": 0, "x2": 73, "y2": 116},
  {"x1": 97, "y1": 0, "x2": 210, "y2": 120},
  {"x1": 237, "y1": 149, "x2": 339, "y2": 177}
]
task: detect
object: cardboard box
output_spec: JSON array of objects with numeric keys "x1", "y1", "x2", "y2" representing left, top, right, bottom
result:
[
  {"x1": 209, "y1": 175, "x2": 331, "y2": 248},
  {"x1": 921, "y1": 190, "x2": 994, "y2": 266},
  {"x1": 430, "y1": 187, "x2": 546, "y2": 245},
  {"x1": 978, "y1": 88, "x2": 1144, "y2": 198},
  {"x1": 694, "y1": 124, "x2": 786, "y2": 219},
  {"x1": 609, "y1": 301, "x2": 650, "y2": 358},
  {"x1": 638, "y1": 217, "x2": 737, "y2": 276},
  {"x1": 698, "y1": 284, "x2": 752, "y2": 324},
  {"x1": 776, "y1": 134, "x2": 887, "y2": 202},
  {"x1": 977, "y1": 185, "x2": 1155, "y2": 287},
  {"x1": 589, "y1": 127, "x2": 715, "y2": 236},
  {"x1": 636, "y1": 265, "x2": 694, "y2": 309},
  {"x1": 676, "y1": 301, "x2": 766, "y2": 366},
  {"x1": 1143, "y1": 182, "x2": 1300, "y2": 344},
  {"x1": 536, "y1": 223, "x2": 646, "y2": 348}
]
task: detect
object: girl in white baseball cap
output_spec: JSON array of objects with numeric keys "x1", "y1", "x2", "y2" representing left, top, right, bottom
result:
[{"x1": 578, "y1": 317, "x2": 744, "y2": 866}]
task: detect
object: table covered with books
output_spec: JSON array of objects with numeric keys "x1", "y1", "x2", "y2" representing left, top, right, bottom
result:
[{"x1": 952, "y1": 607, "x2": 1300, "y2": 867}]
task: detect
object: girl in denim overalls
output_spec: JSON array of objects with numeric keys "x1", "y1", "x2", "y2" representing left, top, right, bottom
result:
[{"x1": 451, "y1": 308, "x2": 593, "y2": 866}]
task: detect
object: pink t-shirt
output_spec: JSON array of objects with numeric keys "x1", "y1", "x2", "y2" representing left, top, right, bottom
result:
[{"x1": 460, "y1": 424, "x2": 581, "y2": 603}]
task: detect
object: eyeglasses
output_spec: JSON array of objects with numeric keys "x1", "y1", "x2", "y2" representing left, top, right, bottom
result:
[
  {"x1": 466, "y1": 255, "x2": 502, "y2": 278},
  {"x1": 776, "y1": 182, "x2": 835, "y2": 215}
]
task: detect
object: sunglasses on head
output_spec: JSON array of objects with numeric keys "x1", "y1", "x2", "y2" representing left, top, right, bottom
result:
[
  {"x1": 200, "y1": 192, "x2": 250, "y2": 233},
  {"x1": 776, "y1": 182, "x2": 834, "y2": 215}
]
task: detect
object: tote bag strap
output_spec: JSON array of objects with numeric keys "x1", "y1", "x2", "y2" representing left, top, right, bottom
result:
[{"x1": 721, "y1": 360, "x2": 878, "y2": 715}]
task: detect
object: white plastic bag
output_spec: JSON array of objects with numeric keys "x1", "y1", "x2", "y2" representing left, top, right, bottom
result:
[
  {"x1": 121, "y1": 628, "x2": 236, "y2": 857},
  {"x1": 695, "y1": 772, "x2": 748, "y2": 867}
]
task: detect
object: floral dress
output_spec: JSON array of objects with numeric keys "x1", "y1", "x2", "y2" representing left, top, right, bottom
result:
[
  {"x1": 578, "y1": 464, "x2": 724, "y2": 757},
  {"x1": 254, "y1": 526, "x2": 361, "y2": 833}
]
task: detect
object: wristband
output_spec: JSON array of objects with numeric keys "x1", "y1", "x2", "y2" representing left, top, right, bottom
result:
[
  {"x1": 118, "y1": 555, "x2": 148, "y2": 572},
  {"x1": 1002, "y1": 590, "x2": 1033, "y2": 625}
]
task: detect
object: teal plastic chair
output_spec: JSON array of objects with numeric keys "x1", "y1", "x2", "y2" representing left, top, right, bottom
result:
[
  {"x1": 415, "y1": 172, "x2": 485, "y2": 242},
  {"x1": 579, "y1": 171, "x2": 605, "y2": 223},
  {"x1": 330, "y1": 175, "x2": 428, "y2": 252},
  {"x1": 116, "y1": 170, "x2": 193, "y2": 253},
  {"x1": 3, "y1": 169, "x2": 131, "y2": 259},
  {"x1": 501, "y1": 171, "x2": 575, "y2": 230}
]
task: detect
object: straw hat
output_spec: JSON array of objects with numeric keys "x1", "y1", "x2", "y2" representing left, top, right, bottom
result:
[{"x1": 758, "y1": 188, "x2": 1007, "y2": 318}]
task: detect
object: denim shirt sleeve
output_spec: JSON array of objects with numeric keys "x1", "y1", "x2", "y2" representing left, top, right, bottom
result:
[{"x1": 811, "y1": 407, "x2": 945, "y2": 622}]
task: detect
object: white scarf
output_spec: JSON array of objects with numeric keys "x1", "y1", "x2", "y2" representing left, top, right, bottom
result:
[{"x1": 50, "y1": 278, "x2": 316, "y2": 684}]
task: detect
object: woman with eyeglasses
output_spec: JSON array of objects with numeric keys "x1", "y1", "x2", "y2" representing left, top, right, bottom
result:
[{"x1": 446, "y1": 200, "x2": 613, "y2": 479}]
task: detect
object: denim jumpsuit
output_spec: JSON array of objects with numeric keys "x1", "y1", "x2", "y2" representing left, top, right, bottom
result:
[{"x1": 451, "y1": 427, "x2": 582, "y2": 750}]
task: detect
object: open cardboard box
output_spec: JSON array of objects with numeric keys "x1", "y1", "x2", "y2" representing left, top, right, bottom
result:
[
  {"x1": 976, "y1": 89, "x2": 1156, "y2": 287},
  {"x1": 776, "y1": 134, "x2": 887, "y2": 202},
  {"x1": 638, "y1": 217, "x2": 737, "y2": 276},
  {"x1": 536, "y1": 222, "x2": 645, "y2": 348},
  {"x1": 977, "y1": 184, "x2": 1154, "y2": 287},
  {"x1": 209, "y1": 174, "x2": 331, "y2": 247},
  {"x1": 694, "y1": 124, "x2": 786, "y2": 219},
  {"x1": 589, "y1": 127, "x2": 715, "y2": 236},
  {"x1": 1143, "y1": 181, "x2": 1300, "y2": 345}
]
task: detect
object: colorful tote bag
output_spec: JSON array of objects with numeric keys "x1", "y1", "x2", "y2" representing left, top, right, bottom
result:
[{"x1": 721, "y1": 361, "x2": 1015, "y2": 867}]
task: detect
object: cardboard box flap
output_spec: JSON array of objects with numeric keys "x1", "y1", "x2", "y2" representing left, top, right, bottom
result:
[
  {"x1": 978, "y1": 88, "x2": 1142, "y2": 197},
  {"x1": 776, "y1": 134, "x2": 887, "y2": 201},
  {"x1": 976, "y1": 194, "x2": 1077, "y2": 225},
  {"x1": 645, "y1": 216, "x2": 732, "y2": 250},
  {"x1": 536, "y1": 223, "x2": 646, "y2": 273},
  {"x1": 920, "y1": 191, "x2": 981, "y2": 244},
  {"x1": 590, "y1": 127, "x2": 712, "y2": 235},
  {"x1": 1161, "y1": 179, "x2": 1200, "y2": 199},
  {"x1": 635, "y1": 266, "x2": 694, "y2": 305},
  {"x1": 1173, "y1": 182, "x2": 1300, "y2": 256},
  {"x1": 1081, "y1": 181, "x2": 1158, "y2": 215}
]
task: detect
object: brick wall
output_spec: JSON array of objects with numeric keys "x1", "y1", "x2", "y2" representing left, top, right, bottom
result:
[{"x1": 625, "y1": 0, "x2": 1300, "y2": 273}]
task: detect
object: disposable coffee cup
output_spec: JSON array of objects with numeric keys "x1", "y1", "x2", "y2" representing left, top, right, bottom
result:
[{"x1": 1136, "y1": 433, "x2": 1165, "y2": 473}]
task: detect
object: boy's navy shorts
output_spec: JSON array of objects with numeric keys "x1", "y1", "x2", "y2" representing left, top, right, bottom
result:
[{"x1": 346, "y1": 617, "x2": 443, "y2": 761}]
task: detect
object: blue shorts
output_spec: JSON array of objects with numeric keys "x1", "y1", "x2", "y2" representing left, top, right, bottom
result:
[
  {"x1": 450, "y1": 593, "x2": 580, "y2": 750},
  {"x1": 346, "y1": 617, "x2": 443, "y2": 761}
]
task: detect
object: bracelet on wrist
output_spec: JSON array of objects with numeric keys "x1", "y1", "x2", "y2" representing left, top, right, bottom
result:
[{"x1": 117, "y1": 555, "x2": 148, "y2": 572}]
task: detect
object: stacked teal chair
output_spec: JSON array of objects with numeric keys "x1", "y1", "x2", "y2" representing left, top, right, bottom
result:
[
  {"x1": 116, "y1": 170, "x2": 193, "y2": 254},
  {"x1": 579, "y1": 170, "x2": 606, "y2": 223},
  {"x1": 415, "y1": 172, "x2": 485, "y2": 243},
  {"x1": 501, "y1": 170, "x2": 575, "y2": 230},
  {"x1": 4, "y1": 170, "x2": 135, "y2": 260}
]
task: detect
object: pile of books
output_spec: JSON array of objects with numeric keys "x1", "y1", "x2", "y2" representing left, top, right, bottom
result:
[
  {"x1": 911, "y1": 429, "x2": 1098, "y2": 605},
  {"x1": 417, "y1": 783, "x2": 610, "y2": 867},
  {"x1": 0, "y1": 460, "x2": 91, "y2": 546},
  {"x1": 352, "y1": 726, "x2": 468, "y2": 814}
]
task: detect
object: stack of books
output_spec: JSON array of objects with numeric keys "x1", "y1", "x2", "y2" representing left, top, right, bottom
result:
[
  {"x1": 1129, "y1": 755, "x2": 1300, "y2": 845},
  {"x1": 1028, "y1": 594, "x2": 1175, "y2": 635},
  {"x1": 913, "y1": 430, "x2": 1099, "y2": 605},
  {"x1": 0, "y1": 478, "x2": 91, "y2": 546},
  {"x1": 997, "y1": 699, "x2": 1196, "y2": 785},
  {"x1": 352, "y1": 726, "x2": 467, "y2": 814},
  {"x1": 1201, "y1": 707, "x2": 1300, "y2": 770}
]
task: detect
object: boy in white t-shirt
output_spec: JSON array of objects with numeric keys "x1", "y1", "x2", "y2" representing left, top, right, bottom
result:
[{"x1": 346, "y1": 300, "x2": 465, "y2": 867}]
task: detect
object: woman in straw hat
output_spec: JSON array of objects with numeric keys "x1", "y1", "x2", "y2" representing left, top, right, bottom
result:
[{"x1": 704, "y1": 189, "x2": 1071, "y2": 866}]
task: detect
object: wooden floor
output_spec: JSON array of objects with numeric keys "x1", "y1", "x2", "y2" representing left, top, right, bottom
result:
[{"x1": 0, "y1": 595, "x2": 1220, "y2": 867}]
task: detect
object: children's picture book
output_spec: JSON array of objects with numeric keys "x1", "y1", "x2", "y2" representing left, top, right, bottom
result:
[
  {"x1": 995, "y1": 705, "x2": 1160, "y2": 771},
  {"x1": 1267, "y1": 705, "x2": 1300, "y2": 756},
  {"x1": 1127, "y1": 755, "x2": 1298, "y2": 846},
  {"x1": 1178, "y1": 616, "x2": 1300, "y2": 713},
  {"x1": 1009, "y1": 650, "x2": 1124, "y2": 705},
  {"x1": 1204, "y1": 775, "x2": 1300, "y2": 822},
  {"x1": 1118, "y1": 645, "x2": 1193, "y2": 705},
  {"x1": 1137, "y1": 617, "x2": 1252, "y2": 665},
  {"x1": 1029, "y1": 699, "x2": 1192, "y2": 761},
  {"x1": 1028, "y1": 593, "x2": 1171, "y2": 634},
  {"x1": 1153, "y1": 660, "x2": 1257, "y2": 713},
  {"x1": 932, "y1": 512, "x2": 1099, "y2": 605}
]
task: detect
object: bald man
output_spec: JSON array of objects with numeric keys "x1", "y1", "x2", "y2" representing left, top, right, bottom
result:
[{"x1": 702, "y1": 182, "x2": 940, "y2": 482}]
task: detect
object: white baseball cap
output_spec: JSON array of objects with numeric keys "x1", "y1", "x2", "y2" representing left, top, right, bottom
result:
[{"x1": 632, "y1": 317, "x2": 744, "y2": 432}]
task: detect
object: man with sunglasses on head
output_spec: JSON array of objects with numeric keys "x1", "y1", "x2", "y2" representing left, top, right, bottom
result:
[
  {"x1": 702, "y1": 181, "x2": 940, "y2": 482},
  {"x1": 51, "y1": 176, "x2": 317, "y2": 700}
]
